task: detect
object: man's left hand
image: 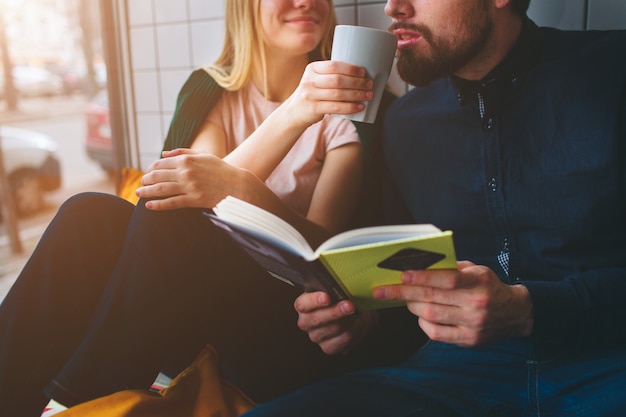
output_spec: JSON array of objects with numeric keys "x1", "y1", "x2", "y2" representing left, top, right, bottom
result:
[{"x1": 373, "y1": 261, "x2": 534, "y2": 347}]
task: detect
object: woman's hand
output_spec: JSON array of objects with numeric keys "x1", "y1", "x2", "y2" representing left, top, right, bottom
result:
[
  {"x1": 136, "y1": 148, "x2": 253, "y2": 210},
  {"x1": 282, "y1": 60, "x2": 374, "y2": 128},
  {"x1": 294, "y1": 291, "x2": 378, "y2": 355},
  {"x1": 223, "y1": 60, "x2": 372, "y2": 180}
]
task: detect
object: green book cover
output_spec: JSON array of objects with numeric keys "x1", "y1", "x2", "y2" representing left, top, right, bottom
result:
[
  {"x1": 207, "y1": 196, "x2": 457, "y2": 311},
  {"x1": 318, "y1": 231, "x2": 456, "y2": 310}
]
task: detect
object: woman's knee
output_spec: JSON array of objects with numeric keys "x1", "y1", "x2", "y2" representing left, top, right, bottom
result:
[
  {"x1": 49, "y1": 193, "x2": 135, "y2": 242},
  {"x1": 59, "y1": 192, "x2": 134, "y2": 220}
]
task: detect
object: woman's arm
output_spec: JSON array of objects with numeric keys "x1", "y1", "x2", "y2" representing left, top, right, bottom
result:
[
  {"x1": 306, "y1": 142, "x2": 363, "y2": 235},
  {"x1": 178, "y1": 115, "x2": 364, "y2": 234},
  {"x1": 136, "y1": 151, "x2": 331, "y2": 244},
  {"x1": 188, "y1": 60, "x2": 371, "y2": 181},
  {"x1": 222, "y1": 60, "x2": 371, "y2": 181},
  {"x1": 188, "y1": 120, "x2": 227, "y2": 156},
  {"x1": 139, "y1": 61, "x2": 371, "y2": 232},
  {"x1": 138, "y1": 140, "x2": 363, "y2": 245}
]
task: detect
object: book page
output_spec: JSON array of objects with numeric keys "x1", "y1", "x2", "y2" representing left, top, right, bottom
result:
[
  {"x1": 212, "y1": 197, "x2": 444, "y2": 261},
  {"x1": 315, "y1": 224, "x2": 442, "y2": 254},
  {"x1": 212, "y1": 196, "x2": 313, "y2": 256}
]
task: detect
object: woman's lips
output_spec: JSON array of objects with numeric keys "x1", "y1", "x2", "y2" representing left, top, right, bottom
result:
[{"x1": 286, "y1": 15, "x2": 318, "y2": 25}]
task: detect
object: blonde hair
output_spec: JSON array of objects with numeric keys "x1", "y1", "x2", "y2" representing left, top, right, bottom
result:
[{"x1": 203, "y1": 0, "x2": 336, "y2": 92}]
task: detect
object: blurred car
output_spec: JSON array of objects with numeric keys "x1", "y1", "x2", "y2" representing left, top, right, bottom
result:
[
  {"x1": 49, "y1": 63, "x2": 108, "y2": 96},
  {"x1": 0, "y1": 126, "x2": 62, "y2": 217},
  {"x1": 0, "y1": 66, "x2": 65, "y2": 98},
  {"x1": 91, "y1": 63, "x2": 108, "y2": 91},
  {"x1": 84, "y1": 89, "x2": 114, "y2": 172}
]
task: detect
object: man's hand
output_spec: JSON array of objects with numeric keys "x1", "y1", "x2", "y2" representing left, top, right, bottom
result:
[
  {"x1": 294, "y1": 292, "x2": 378, "y2": 355},
  {"x1": 373, "y1": 261, "x2": 534, "y2": 347}
]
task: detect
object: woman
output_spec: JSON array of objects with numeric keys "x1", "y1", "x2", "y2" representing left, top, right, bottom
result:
[{"x1": 0, "y1": 0, "x2": 394, "y2": 416}]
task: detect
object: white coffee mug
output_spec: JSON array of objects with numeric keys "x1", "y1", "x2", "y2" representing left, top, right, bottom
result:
[{"x1": 331, "y1": 25, "x2": 398, "y2": 124}]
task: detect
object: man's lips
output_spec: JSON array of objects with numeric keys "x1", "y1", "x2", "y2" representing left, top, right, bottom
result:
[{"x1": 392, "y1": 28, "x2": 422, "y2": 50}]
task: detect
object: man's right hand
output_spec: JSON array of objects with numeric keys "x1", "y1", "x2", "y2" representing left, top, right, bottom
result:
[{"x1": 294, "y1": 292, "x2": 378, "y2": 355}]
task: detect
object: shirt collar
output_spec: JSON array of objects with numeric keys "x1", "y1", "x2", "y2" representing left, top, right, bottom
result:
[{"x1": 451, "y1": 18, "x2": 541, "y2": 97}]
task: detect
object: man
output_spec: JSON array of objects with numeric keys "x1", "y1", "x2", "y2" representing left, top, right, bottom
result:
[{"x1": 243, "y1": 0, "x2": 626, "y2": 415}]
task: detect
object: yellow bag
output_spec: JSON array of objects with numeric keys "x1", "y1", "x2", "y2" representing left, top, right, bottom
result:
[
  {"x1": 117, "y1": 167, "x2": 144, "y2": 205},
  {"x1": 54, "y1": 345, "x2": 255, "y2": 417}
]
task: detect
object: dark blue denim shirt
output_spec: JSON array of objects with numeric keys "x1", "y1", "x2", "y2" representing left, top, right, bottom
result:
[{"x1": 382, "y1": 19, "x2": 626, "y2": 350}]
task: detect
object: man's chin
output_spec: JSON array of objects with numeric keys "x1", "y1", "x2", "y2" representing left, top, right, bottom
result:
[
  {"x1": 397, "y1": 53, "x2": 456, "y2": 87},
  {"x1": 397, "y1": 59, "x2": 436, "y2": 87}
]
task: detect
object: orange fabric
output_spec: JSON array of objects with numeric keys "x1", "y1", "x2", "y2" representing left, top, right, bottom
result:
[
  {"x1": 117, "y1": 167, "x2": 143, "y2": 205},
  {"x1": 54, "y1": 345, "x2": 255, "y2": 417}
]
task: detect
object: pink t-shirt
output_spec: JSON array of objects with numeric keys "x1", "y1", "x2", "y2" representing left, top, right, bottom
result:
[{"x1": 207, "y1": 81, "x2": 360, "y2": 216}]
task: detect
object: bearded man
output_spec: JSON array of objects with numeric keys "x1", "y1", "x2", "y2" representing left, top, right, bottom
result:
[{"x1": 244, "y1": 0, "x2": 626, "y2": 416}]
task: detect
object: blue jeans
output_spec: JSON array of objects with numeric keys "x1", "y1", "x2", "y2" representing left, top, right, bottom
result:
[{"x1": 245, "y1": 338, "x2": 626, "y2": 416}]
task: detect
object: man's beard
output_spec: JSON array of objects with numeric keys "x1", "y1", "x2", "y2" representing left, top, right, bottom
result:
[{"x1": 395, "y1": 14, "x2": 493, "y2": 86}]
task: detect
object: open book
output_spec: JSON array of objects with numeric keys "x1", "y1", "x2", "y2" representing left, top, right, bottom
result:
[{"x1": 206, "y1": 196, "x2": 457, "y2": 311}]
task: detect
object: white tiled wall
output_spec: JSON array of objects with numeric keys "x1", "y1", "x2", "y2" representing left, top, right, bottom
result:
[
  {"x1": 587, "y1": 0, "x2": 626, "y2": 30},
  {"x1": 117, "y1": 0, "x2": 390, "y2": 169},
  {"x1": 116, "y1": 0, "x2": 624, "y2": 169},
  {"x1": 527, "y1": 0, "x2": 586, "y2": 30},
  {"x1": 527, "y1": 0, "x2": 626, "y2": 30}
]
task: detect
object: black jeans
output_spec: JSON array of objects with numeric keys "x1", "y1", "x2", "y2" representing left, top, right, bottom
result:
[{"x1": 0, "y1": 193, "x2": 340, "y2": 416}]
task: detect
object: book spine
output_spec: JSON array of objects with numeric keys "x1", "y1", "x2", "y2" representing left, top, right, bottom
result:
[
  {"x1": 208, "y1": 215, "x2": 350, "y2": 303},
  {"x1": 307, "y1": 260, "x2": 350, "y2": 303}
]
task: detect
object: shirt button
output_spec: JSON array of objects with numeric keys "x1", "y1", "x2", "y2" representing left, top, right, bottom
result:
[
  {"x1": 457, "y1": 92, "x2": 464, "y2": 104},
  {"x1": 485, "y1": 118, "x2": 494, "y2": 130},
  {"x1": 511, "y1": 75, "x2": 519, "y2": 87},
  {"x1": 488, "y1": 178, "x2": 497, "y2": 191}
]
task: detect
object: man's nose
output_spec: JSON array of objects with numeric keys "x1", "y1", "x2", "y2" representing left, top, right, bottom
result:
[{"x1": 385, "y1": 0, "x2": 415, "y2": 20}]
